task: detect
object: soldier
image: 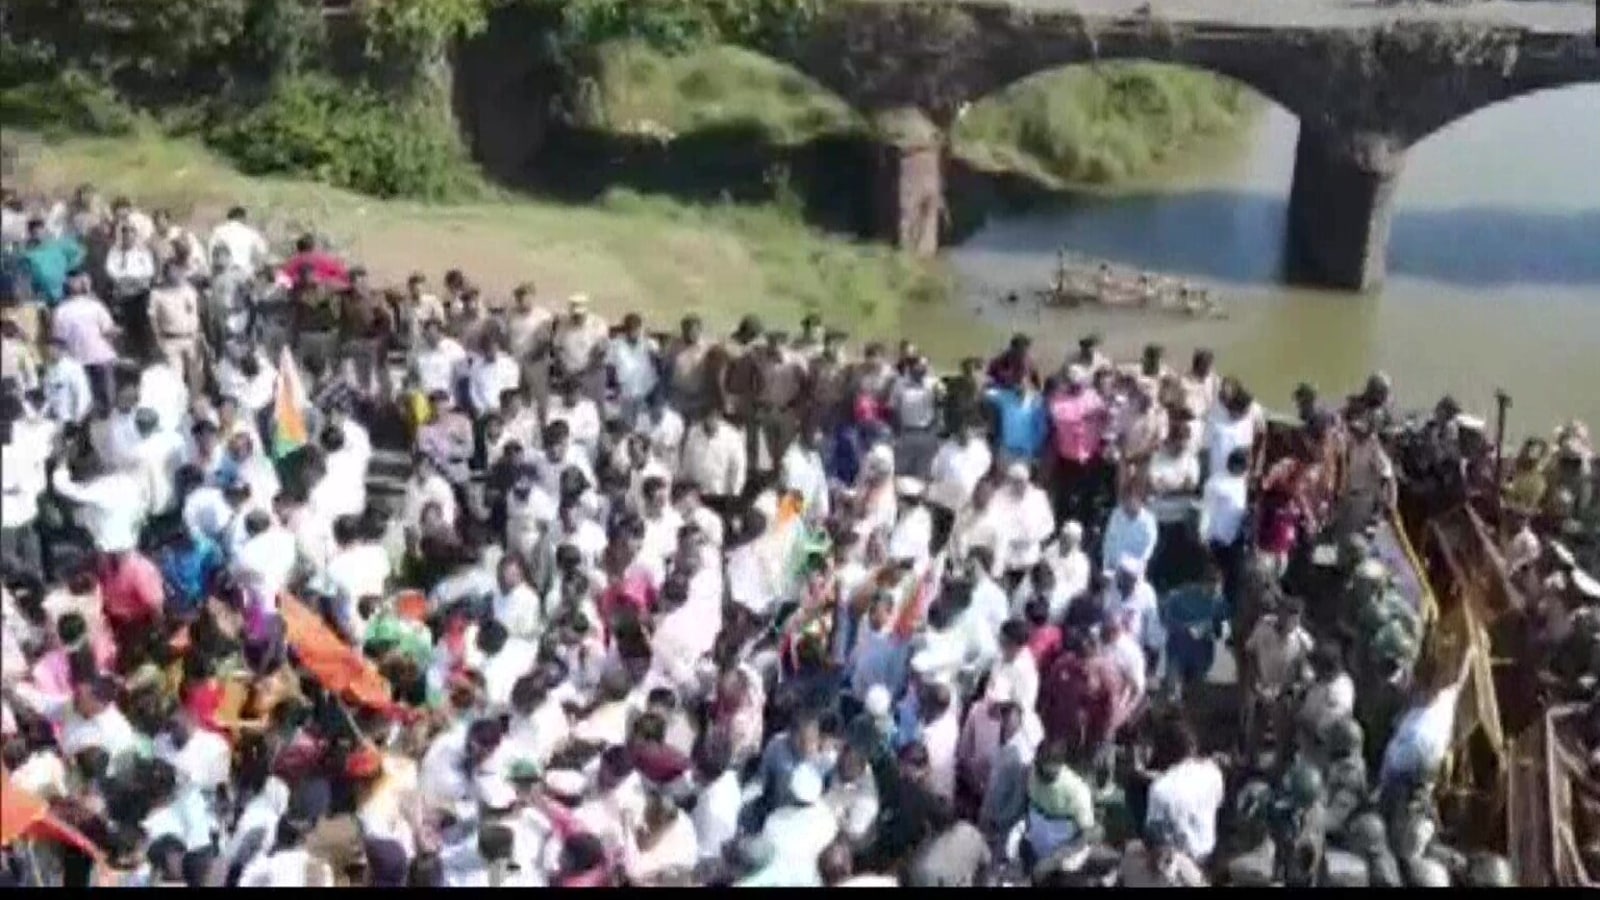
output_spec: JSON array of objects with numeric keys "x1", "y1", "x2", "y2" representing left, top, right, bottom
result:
[
  {"x1": 1320, "y1": 718, "x2": 1369, "y2": 837},
  {"x1": 1221, "y1": 780, "x2": 1277, "y2": 886},
  {"x1": 1273, "y1": 761, "x2": 1328, "y2": 887},
  {"x1": 1341, "y1": 811, "x2": 1404, "y2": 887}
]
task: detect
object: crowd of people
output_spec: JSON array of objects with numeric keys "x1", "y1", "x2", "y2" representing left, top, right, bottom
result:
[{"x1": 1, "y1": 183, "x2": 1595, "y2": 887}]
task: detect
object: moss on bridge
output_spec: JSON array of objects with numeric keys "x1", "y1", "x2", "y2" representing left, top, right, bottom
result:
[{"x1": 587, "y1": 40, "x2": 1257, "y2": 186}]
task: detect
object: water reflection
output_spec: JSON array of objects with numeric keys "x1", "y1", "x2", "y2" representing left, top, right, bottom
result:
[{"x1": 943, "y1": 85, "x2": 1600, "y2": 435}]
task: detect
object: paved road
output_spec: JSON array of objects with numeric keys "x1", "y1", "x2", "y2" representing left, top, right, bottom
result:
[{"x1": 870, "y1": 0, "x2": 1596, "y2": 34}]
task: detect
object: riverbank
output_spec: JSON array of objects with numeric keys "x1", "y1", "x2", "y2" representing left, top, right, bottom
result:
[{"x1": 3, "y1": 128, "x2": 949, "y2": 333}]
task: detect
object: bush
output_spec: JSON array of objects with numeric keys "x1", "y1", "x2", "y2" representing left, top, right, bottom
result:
[
  {"x1": 0, "y1": 69, "x2": 140, "y2": 138},
  {"x1": 205, "y1": 75, "x2": 481, "y2": 200}
]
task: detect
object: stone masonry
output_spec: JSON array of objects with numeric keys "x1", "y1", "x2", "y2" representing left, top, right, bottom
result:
[{"x1": 755, "y1": 0, "x2": 1600, "y2": 290}]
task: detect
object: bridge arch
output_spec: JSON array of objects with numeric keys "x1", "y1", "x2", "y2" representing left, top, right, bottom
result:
[{"x1": 948, "y1": 60, "x2": 1290, "y2": 186}]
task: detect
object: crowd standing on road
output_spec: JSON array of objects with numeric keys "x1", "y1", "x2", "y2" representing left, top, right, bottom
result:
[{"x1": 1, "y1": 184, "x2": 1596, "y2": 887}]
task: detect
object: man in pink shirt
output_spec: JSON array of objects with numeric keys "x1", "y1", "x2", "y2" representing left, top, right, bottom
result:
[
  {"x1": 49, "y1": 271, "x2": 121, "y2": 413},
  {"x1": 1046, "y1": 365, "x2": 1111, "y2": 527},
  {"x1": 97, "y1": 549, "x2": 165, "y2": 653}
]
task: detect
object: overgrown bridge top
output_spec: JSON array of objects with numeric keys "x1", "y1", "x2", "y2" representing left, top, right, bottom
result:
[{"x1": 858, "y1": 0, "x2": 1596, "y2": 36}]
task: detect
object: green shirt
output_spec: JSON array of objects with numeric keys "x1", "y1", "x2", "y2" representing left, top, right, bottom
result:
[{"x1": 23, "y1": 236, "x2": 86, "y2": 304}]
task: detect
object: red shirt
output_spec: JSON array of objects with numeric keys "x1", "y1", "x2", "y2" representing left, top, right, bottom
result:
[
  {"x1": 598, "y1": 569, "x2": 657, "y2": 644},
  {"x1": 97, "y1": 553, "x2": 165, "y2": 629},
  {"x1": 278, "y1": 250, "x2": 351, "y2": 291},
  {"x1": 629, "y1": 740, "x2": 691, "y2": 784},
  {"x1": 1026, "y1": 624, "x2": 1064, "y2": 674},
  {"x1": 1038, "y1": 649, "x2": 1127, "y2": 755}
]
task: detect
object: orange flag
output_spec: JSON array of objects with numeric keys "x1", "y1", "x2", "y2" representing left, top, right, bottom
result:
[
  {"x1": 279, "y1": 593, "x2": 397, "y2": 714},
  {"x1": 1, "y1": 769, "x2": 103, "y2": 859},
  {"x1": 892, "y1": 553, "x2": 945, "y2": 640}
]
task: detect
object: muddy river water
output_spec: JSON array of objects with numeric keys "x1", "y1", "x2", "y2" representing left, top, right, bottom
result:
[{"x1": 907, "y1": 85, "x2": 1599, "y2": 437}]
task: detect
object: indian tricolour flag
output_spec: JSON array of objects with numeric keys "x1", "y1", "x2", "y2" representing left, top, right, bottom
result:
[
  {"x1": 758, "y1": 493, "x2": 810, "y2": 604},
  {"x1": 892, "y1": 551, "x2": 946, "y2": 639},
  {"x1": 270, "y1": 345, "x2": 310, "y2": 460}
]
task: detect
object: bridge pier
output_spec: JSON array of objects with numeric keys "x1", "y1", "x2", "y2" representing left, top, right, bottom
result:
[
  {"x1": 872, "y1": 108, "x2": 945, "y2": 258},
  {"x1": 1286, "y1": 127, "x2": 1406, "y2": 292}
]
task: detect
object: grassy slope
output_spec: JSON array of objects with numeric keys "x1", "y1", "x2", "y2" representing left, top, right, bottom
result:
[
  {"x1": 4, "y1": 46, "x2": 1251, "y2": 343},
  {"x1": 5, "y1": 129, "x2": 947, "y2": 335}
]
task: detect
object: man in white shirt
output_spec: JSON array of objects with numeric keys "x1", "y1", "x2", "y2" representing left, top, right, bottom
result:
[
  {"x1": 1200, "y1": 447, "x2": 1250, "y2": 551},
  {"x1": 465, "y1": 338, "x2": 522, "y2": 419},
  {"x1": 1, "y1": 407, "x2": 50, "y2": 578},
  {"x1": 208, "y1": 206, "x2": 272, "y2": 276},
  {"x1": 1044, "y1": 520, "x2": 1091, "y2": 619},
  {"x1": 926, "y1": 421, "x2": 993, "y2": 550},
  {"x1": 987, "y1": 462, "x2": 1055, "y2": 576},
  {"x1": 690, "y1": 733, "x2": 743, "y2": 864},
  {"x1": 232, "y1": 509, "x2": 298, "y2": 605},
  {"x1": 40, "y1": 339, "x2": 93, "y2": 424},
  {"x1": 138, "y1": 358, "x2": 190, "y2": 437},
  {"x1": 606, "y1": 313, "x2": 659, "y2": 424},
  {"x1": 52, "y1": 457, "x2": 149, "y2": 553},
  {"x1": 130, "y1": 407, "x2": 187, "y2": 516},
  {"x1": 96, "y1": 383, "x2": 144, "y2": 471},
  {"x1": 679, "y1": 409, "x2": 747, "y2": 506},
  {"x1": 468, "y1": 619, "x2": 539, "y2": 712},
  {"x1": 326, "y1": 515, "x2": 391, "y2": 640},
  {"x1": 410, "y1": 319, "x2": 467, "y2": 398},
  {"x1": 989, "y1": 620, "x2": 1041, "y2": 713},
  {"x1": 499, "y1": 677, "x2": 570, "y2": 773},
  {"x1": 780, "y1": 425, "x2": 830, "y2": 523},
  {"x1": 56, "y1": 677, "x2": 139, "y2": 768},
  {"x1": 401, "y1": 453, "x2": 459, "y2": 532},
  {"x1": 1204, "y1": 387, "x2": 1264, "y2": 481},
  {"x1": 1101, "y1": 488, "x2": 1160, "y2": 576},
  {"x1": 1200, "y1": 445, "x2": 1251, "y2": 608},
  {"x1": 104, "y1": 222, "x2": 157, "y2": 294},
  {"x1": 758, "y1": 766, "x2": 840, "y2": 885},
  {"x1": 215, "y1": 343, "x2": 277, "y2": 418},
  {"x1": 311, "y1": 422, "x2": 370, "y2": 522},
  {"x1": 1378, "y1": 653, "x2": 1471, "y2": 802},
  {"x1": 1106, "y1": 556, "x2": 1164, "y2": 670},
  {"x1": 887, "y1": 478, "x2": 934, "y2": 569},
  {"x1": 548, "y1": 379, "x2": 604, "y2": 465},
  {"x1": 1144, "y1": 720, "x2": 1225, "y2": 864}
]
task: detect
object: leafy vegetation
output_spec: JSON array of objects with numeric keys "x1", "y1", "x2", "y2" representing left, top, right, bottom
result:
[
  {"x1": 205, "y1": 74, "x2": 484, "y2": 200},
  {"x1": 955, "y1": 63, "x2": 1256, "y2": 186}
]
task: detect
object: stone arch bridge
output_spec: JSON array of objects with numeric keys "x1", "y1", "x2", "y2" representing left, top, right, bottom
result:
[{"x1": 752, "y1": 0, "x2": 1600, "y2": 291}]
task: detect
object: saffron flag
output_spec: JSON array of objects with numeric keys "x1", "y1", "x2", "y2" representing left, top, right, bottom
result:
[
  {"x1": 270, "y1": 345, "x2": 310, "y2": 459},
  {"x1": 0, "y1": 768, "x2": 103, "y2": 860},
  {"x1": 279, "y1": 593, "x2": 398, "y2": 715},
  {"x1": 892, "y1": 552, "x2": 946, "y2": 640}
]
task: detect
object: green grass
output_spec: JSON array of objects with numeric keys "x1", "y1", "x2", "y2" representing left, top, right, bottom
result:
[
  {"x1": 3, "y1": 128, "x2": 950, "y2": 335},
  {"x1": 588, "y1": 43, "x2": 1257, "y2": 186},
  {"x1": 954, "y1": 62, "x2": 1256, "y2": 187},
  {"x1": 586, "y1": 43, "x2": 863, "y2": 144}
]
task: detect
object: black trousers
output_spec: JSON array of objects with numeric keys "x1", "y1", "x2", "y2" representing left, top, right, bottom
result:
[{"x1": 84, "y1": 362, "x2": 116, "y2": 416}]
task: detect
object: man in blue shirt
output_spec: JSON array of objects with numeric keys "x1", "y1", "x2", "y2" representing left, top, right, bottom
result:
[
  {"x1": 20, "y1": 219, "x2": 86, "y2": 306},
  {"x1": 986, "y1": 380, "x2": 1048, "y2": 463},
  {"x1": 1161, "y1": 562, "x2": 1230, "y2": 693},
  {"x1": 156, "y1": 527, "x2": 225, "y2": 619}
]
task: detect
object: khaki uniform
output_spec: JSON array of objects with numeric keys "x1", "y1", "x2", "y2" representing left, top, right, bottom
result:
[{"x1": 148, "y1": 283, "x2": 204, "y2": 390}]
